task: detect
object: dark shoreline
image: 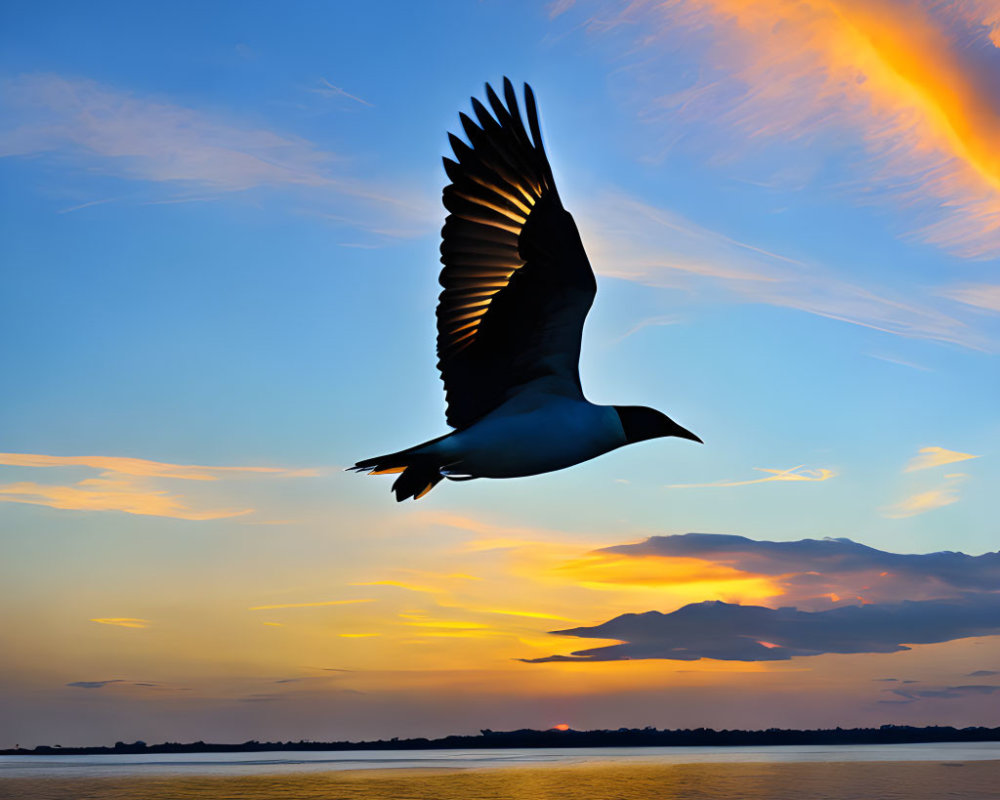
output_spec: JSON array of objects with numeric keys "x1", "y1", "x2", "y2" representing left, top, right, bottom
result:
[{"x1": 5, "y1": 724, "x2": 1000, "y2": 756}]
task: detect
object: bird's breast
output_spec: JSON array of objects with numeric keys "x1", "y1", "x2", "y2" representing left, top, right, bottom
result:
[{"x1": 444, "y1": 402, "x2": 625, "y2": 479}]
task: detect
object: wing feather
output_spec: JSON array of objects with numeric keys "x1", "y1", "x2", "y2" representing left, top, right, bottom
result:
[{"x1": 437, "y1": 80, "x2": 596, "y2": 428}]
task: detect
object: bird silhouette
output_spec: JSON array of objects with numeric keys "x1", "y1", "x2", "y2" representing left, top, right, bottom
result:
[{"x1": 352, "y1": 79, "x2": 701, "y2": 501}]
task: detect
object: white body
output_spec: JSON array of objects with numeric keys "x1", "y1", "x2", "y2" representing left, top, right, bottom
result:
[{"x1": 415, "y1": 393, "x2": 627, "y2": 479}]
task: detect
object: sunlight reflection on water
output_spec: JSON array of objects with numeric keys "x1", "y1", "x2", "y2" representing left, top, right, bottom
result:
[
  {"x1": 4, "y1": 742, "x2": 1000, "y2": 778},
  {"x1": 2, "y1": 759, "x2": 999, "y2": 800}
]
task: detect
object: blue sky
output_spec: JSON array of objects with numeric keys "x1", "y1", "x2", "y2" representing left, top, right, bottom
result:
[{"x1": 1, "y1": 0, "x2": 999, "y2": 746}]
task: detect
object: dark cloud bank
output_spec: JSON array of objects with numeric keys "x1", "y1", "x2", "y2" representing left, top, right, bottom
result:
[
  {"x1": 523, "y1": 595, "x2": 1000, "y2": 663},
  {"x1": 526, "y1": 534, "x2": 1000, "y2": 664},
  {"x1": 603, "y1": 533, "x2": 1000, "y2": 598}
]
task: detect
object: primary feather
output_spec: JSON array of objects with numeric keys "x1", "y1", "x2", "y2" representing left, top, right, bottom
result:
[{"x1": 437, "y1": 78, "x2": 596, "y2": 430}]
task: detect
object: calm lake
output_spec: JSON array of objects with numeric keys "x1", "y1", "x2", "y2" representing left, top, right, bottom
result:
[{"x1": 2, "y1": 743, "x2": 998, "y2": 799}]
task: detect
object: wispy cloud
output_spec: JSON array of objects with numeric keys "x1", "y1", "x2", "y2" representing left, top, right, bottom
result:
[
  {"x1": 248, "y1": 599, "x2": 374, "y2": 611},
  {"x1": 903, "y1": 446, "x2": 979, "y2": 473},
  {"x1": 879, "y1": 446, "x2": 981, "y2": 517},
  {"x1": 582, "y1": 192, "x2": 985, "y2": 349},
  {"x1": 66, "y1": 679, "x2": 181, "y2": 691},
  {"x1": 612, "y1": 315, "x2": 681, "y2": 344},
  {"x1": 66, "y1": 679, "x2": 165, "y2": 689},
  {"x1": 866, "y1": 353, "x2": 932, "y2": 372},
  {"x1": 0, "y1": 74, "x2": 332, "y2": 190},
  {"x1": 0, "y1": 73, "x2": 434, "y2": 235},
  {"x1": 66, "y1": 680, "x2": 126, "y2": 689},
  {"x1": 885, "y1": 684, "x2": 1000, "y2": 704},
  {"x1": 942, "y1": 284, "x2": 1000, "y2": 313},
  {"x1": 580, "y1": 0, "x2": 1000, "y2": 258},
  {"x1": 310, "y1": 78, "x2": 373, "y2": 107},
  {"x1": 549, "y1": 0, "x2": 577, "y2": 18},
  {"x1": 0, "y1": 453, "x2": 315, "y2": 481},
  {"x1": 349, "y1": 579, "x2": 451, "y2": 597},
  {"x1": 56, "y1": 197, "x2": 117, "y2": 214},
  {"x1": 0, "y1": 478, "x2": 252, "y2": 520},
  {"x1": 882, "y1": 474, "x2": 968, "y2": 519},
  {"x1": 0, "y1": 452, "x2": 316, "y2": 520},
  {"x1": 668, "y1": 464, "x2": 835, "y2": 489},
  {"x1": 90, "y1": 618, "x2": 150, "y2": 629}
]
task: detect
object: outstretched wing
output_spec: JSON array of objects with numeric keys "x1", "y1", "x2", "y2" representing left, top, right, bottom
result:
[{"x1": 437, "y1": 79, "x2": 597, "y2": 430}]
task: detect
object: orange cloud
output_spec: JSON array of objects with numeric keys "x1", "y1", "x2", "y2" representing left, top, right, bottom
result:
[
  {"x1": 0, "y1": 453, "x2": 315, "y2": 480},
  {"x1": 601, "y1": 0, "x2": 1000, "y2": 257},
  {"x1": 0, "y1": 451, "x2": 317, "y2": 520},
  {"x1": 669, "y1": 465, "x2": 835, "y2": 488},
  {"x1": 0, "y1": 478, "x2": 251, "y2": 520}
]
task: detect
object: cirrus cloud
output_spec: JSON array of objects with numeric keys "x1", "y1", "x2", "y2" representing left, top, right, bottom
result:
[
  {"x1": 668, "y1": 464, "x2": 835, "y2": 489},
  {"x1": 90, "y1": 618, "x2": 150, "y2": 629},
  {"x1": 0, "y1": 451, "x2": 317, "y2": 520},
  {"x1": 881, "y1": 474, "x2": 968, "y2": 519},
  {"x1": 579, "y1": 0, "x2": 1000, "y2": 258},
  {"x1": 903, "y1": 446, "x2": 980, "y2": 473},
  {"x1": 0, "y1": 74, "x2": 333, "y2": 190},
  {"x1": 0, "y1": 73, "x2": 435, "y2": 236}
]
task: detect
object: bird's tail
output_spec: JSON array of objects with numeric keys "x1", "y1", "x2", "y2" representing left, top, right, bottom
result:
[{"x1": 350, "y1": 444, "x2": 447, "y2": 502}]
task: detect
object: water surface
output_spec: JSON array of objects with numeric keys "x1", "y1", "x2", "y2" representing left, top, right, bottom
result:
[{"x1": 2, "y1": 744, "x2": 998, "y2": 800}]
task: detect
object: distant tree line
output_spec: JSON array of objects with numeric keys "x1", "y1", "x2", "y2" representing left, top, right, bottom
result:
[{"x1": 5, "y1": 724, "x2": 1000, "y2": 755}]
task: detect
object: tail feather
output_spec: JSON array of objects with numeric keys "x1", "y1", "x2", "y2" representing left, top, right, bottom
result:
[
  {"x1": 391, "y1": 467, "x2": 444, "y2": 502},
  {"x1": 351, "y1": 446, "x2": 447, "y2": 502}
]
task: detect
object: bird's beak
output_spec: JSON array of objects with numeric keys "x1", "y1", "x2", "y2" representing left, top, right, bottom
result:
[{"x1": 673, "y1": 424, "x2": 703, "y2": 444}]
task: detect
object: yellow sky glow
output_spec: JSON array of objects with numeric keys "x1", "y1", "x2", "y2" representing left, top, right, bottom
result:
[{"x1": 248, "y1": 599, "x2": 375, "y2": 611}]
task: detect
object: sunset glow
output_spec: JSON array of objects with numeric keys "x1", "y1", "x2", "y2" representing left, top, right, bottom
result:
[{"x1": 1, "y1": 0, "x2": 996, "y2": 749}]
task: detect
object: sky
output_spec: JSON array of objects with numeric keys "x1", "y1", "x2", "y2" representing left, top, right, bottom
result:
[{"x1": 1, "y1": 0, "x2": 999, "y2": 748}]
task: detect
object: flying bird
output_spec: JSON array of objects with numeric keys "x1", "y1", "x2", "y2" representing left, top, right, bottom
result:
[{"x1": 352, "y1": 79, "x2": 701, "y2": 501}]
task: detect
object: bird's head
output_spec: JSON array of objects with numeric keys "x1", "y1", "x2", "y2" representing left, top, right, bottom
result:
[{"x1": 614, "y1": 406, "x2": 702, "y2": 445}]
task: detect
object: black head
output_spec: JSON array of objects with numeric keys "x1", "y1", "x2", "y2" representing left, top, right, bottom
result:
[{"x1": 614, "y1": 406, "x2": 702, "y2": 445}]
